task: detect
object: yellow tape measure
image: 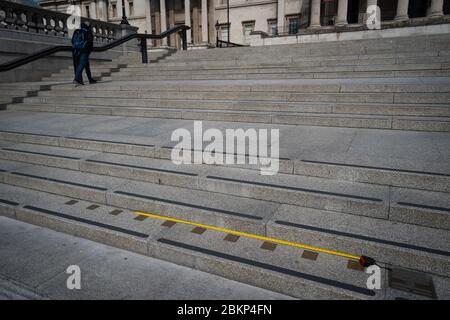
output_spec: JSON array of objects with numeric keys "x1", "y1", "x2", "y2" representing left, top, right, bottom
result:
[{"x1": 134, "y1": 211, "x2": 363, "y2": 261}]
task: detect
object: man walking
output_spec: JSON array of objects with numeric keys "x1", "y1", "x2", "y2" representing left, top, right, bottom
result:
[{"x1": 72, "y1": 22, "x2": 97, "y2": 85}]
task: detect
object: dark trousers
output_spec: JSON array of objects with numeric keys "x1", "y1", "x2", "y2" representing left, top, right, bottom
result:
[{"x1": 73, "y1": 52, "x2": 93, "y2": 82}]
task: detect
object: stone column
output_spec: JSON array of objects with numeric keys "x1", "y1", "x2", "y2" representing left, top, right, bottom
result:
[
  {"x1": 335, "y1": 0, "x2": 348, "y2": 26},
  {"x1": 192, "y1": 3, "x2": 199, "y2": 44},
  {"x1": 97, "y1": 0, "x2": 107, "y2": 21},
  {"x1": 201, "y1": 0, "x2": 208, "y2": 43},
  {"x1": 428, "y1": 0, "x2": 444, "y2": 18},
  {"x1": 160, "y1": 0, "x2": 167, "y2": 45},
  {"x1": 145, "y1": 0, "x2": 152, "y2": 34},
  {"x1": 90, "y1": 1, "x2": 97, "y2": 19},
  {"x1": 185, "y1": 0, "x2": 191, "y2": 44},
  {"x1": 277, "y1": 0, "x2": 285, "y2": 33},
  {"x1": 394, "y1": 0, "x2": 409, "y2": 21},
  {"x1": 309, "y1": 0, "x2": 321, "y2": 28}
]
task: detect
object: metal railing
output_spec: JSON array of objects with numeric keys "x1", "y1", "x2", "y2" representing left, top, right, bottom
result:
[
  {"x1": 0, "y1": 25, "x2": 190, "y2": 72},
  {"x1": 216, "y1": 39, "x2": 247, "y2": 48}
]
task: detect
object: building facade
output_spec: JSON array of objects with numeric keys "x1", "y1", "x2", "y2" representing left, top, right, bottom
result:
[{"x1": 39, "y1": 0, "x2": 450, "y2": 47}]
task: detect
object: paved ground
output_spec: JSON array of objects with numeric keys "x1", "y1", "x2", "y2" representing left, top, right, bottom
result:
[{"x1": 0, "y1": 216, "x2": 293, "y2": 300}]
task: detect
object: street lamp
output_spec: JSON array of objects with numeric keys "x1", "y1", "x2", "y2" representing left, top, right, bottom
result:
[
  {"x1": 120, "y1": 0, "x2": 129, "y2": 25},
  {"x1": 215, "y1": 20, "x2": 220, "y2": 47}
]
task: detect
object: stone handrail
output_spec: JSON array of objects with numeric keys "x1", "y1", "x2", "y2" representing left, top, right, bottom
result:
[{"x1": 0, "y1": 0, "x2": 136, "y2": 42}]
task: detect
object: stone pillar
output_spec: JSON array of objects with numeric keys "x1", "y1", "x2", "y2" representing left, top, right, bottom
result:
[
  {"x1": 192, "y1": 3, "x2": 199, "y2": 44},
  {"x1": 277, "y1": 0, "x2": 285, "y2": 33},
  {"x1": 168, "y1": 0, "x2": 175, "y2": 46},
  {"x1": 201, "y1": 0, "x2": 208, "y2": 43},
  {"x1": 160, "y1": 0, "x2": 167, "y2": 45},
  {"x1": 394, "y1": 0, "x2": 409, "y2": 21},
  {"x1": 309, "y1": 0, "x2": 321, "y2": 28},
  {"x1": 145, "y1": 0, "x2": 152, "y2": 34},
  {"x1": 428, "y1": 0, "x2": 444, "y2": 18},
  {"x1": 88, "y1": 1, "x2": 97, "y2": 19},
  {"x1": 185, "y1": 0, "x2": 191, "y2": 43},
  {"x1": 97, "y1": 0, "x2": 107, "y2": 21},
  {"x1": 335, "y1": 0, "x2": 348, "y2": 26}
]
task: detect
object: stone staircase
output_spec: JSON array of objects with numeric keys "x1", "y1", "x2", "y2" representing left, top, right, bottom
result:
[{"x1": 0, "y1": 33, "x2": 450, "y2": 299}]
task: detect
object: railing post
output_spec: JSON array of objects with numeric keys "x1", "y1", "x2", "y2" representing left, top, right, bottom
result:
[
  {"x1": 181, "y1": 29, "x2": 187, "y2": 51},
  {"x1": 141, "y1": 36, "x2": 148, "y2": 63}
]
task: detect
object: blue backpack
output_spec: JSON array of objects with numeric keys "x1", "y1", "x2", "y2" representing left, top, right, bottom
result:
[{"x1": 72, "y1": 29, "x2": 88, "y2": 50}]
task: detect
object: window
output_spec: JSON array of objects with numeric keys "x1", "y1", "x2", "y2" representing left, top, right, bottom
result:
[
  {"x1": 288, "y1": 17, "x2": 299, "y2": 35},
  {"x1": 128, "y1": 1, "x2": 134, "y2": 16},
  {"x1": 267, "y1": 19, "x2": 277, "y2": 36},
  {"x1": 112, "y1": 3, "x2": 117, "y2": 18},
  {"x1": 242, "y1": 22, "x2": 254, "y2": 44},
  {"x1": 85, "y1": 5, "x2": 90, "y2": 18},
  {"x1": 220, "y1": 25, "x2": 229, "y2": 42}
]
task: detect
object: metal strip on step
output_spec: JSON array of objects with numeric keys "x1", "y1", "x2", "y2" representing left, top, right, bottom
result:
[
  {"x1": 85, "y1": 159, "x2": 198, "y2": 177},
  {"x1": 0, "y1": 198, "x2": 19, "y2": 206},
  {"x1": 274, "y1": 220, "x2": 450, "y2": 257},
  {"x1": 65, "y1": 136, "x2": 155, "y2": 148},
  {"x1": 2, "y1": 148, "x2": 80, "y2": 160},
  {"x1": 206, "y1": 175, "x2": 383, "y2": 202},
  {"x1": 301, "y1": 159, "x2": 450, "y2": 177},
  {"x1": 397, "y1": 202, "x2": 450, "y2": 213},
  {"x1": 11, "y1": 172, "x2": 108, "y2": 191},
  {"x1": 23, "y1": 205, "x2": 149, "y2": 239},
  {"x1": 157, "y1": 238, "x2": 376, "y2": 297},
  {"x1": 0, "y1": 130, "x2": 60, "y2": 138},
  {"x1": 162, "y1": 146, "x2": 291, "y2": 161},
  {"x1": 115, "y1": 191, "x2": 263, "y2": 220}
]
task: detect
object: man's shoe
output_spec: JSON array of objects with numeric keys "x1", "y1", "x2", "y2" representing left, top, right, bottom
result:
[
  {"x1": 89, "y1": 79, "x2": 97, "y2": 84},
  {"x1": 73, "y1": 79, "x2": 84, "y2": 86}
]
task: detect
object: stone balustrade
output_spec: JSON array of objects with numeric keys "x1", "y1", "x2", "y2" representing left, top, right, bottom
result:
[{"x1": 0, "y1": 0, "x2": 134, "y2": 42}]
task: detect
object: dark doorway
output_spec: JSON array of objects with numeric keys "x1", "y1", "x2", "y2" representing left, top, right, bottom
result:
[
  {"x1": 409, "y1": 0, "x2": 428, "y2": 18},
  {"x1": 379, "y1": 0, "x2": 397, "y2": 21},
  {"x1": 348, "y1": 0, "x2": 360, "y2": 23},
  {"x1": 444, "y1": 0, "x2": 450, "y2": 15}
]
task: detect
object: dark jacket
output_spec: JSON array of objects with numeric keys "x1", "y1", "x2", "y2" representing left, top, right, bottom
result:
[{"x1": 72, "y1": 24, "x2": 94, "y2": 55}]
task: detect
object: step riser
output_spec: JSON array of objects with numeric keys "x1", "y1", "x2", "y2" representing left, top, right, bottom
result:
[
  {"x1": 34, "y1": 91, "x2": 450, "y2": 105},
  {"x1": 107, "y1": 70, "x2": 450, "y2": 80},
  {"x1": 24, "y1": 100, "x2": 450, "y2": 117},
  {"x1": 266, "y1": 222, "x2": 450, "y2": 277},
  {"x1": 294, "y1": 162, "x2": 450, "y2": 194},
  {"x1": 43, "y1": 84, "x2": 450, "y2": 94},
  {"x1": 1, "y1": 169, "x2": 385, "y2": 223},
  {"x1": 42, "y1": 70, "x2": 450, "y2": 81},
  {"x1": 1, "y1": 152, "x2": 448, "y2": 230},
  {"x1": 1, "y1": 132, "x2": 447, "y2": 194},
  {"x1": 168, "y1": 47, "x2": 450, "y2": 59},
  {"x1": 2, "y1": 175, "x2": 266, "y2": 234},
  {"x1": 61, "y1": 58, "x2": 450, "y2": 72},
  {"x1": 9, "y1": 104, "x2": 450, "y2": 132},
  {"x1": 112, "y1": 63, "x2": 447, "y2": 75}
]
